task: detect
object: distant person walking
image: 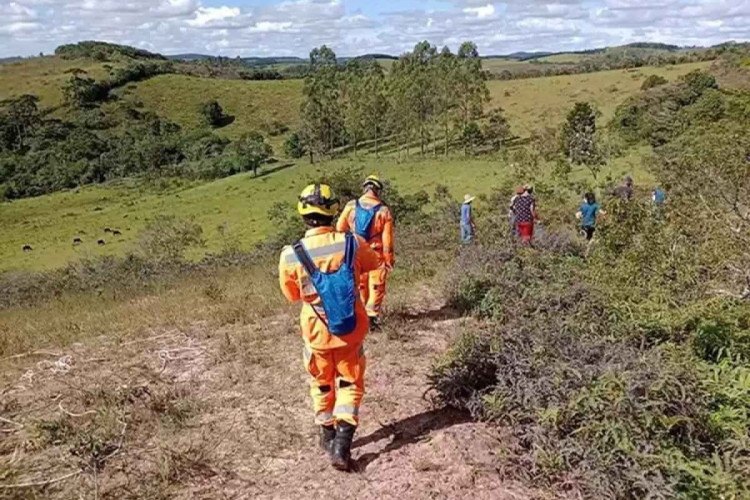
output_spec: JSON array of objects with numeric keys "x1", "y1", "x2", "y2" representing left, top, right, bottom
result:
[
  {"x1": 576, "y1": 192, "x2": 606, "y2": 241},
  {"x1": 460, "y1": 194, "x2": 476, "y2": 244},
  {"x1": 511, "y1": 185, "x2": 538, "y2": 245},
  {"x1": 652, "y1": 186, "x2": 666, "y2": 207},
  {"x1": 508, "y1": 186, "x2": 524, "y2": 237},
  {"x1": 613, "y1": 175, "x2": 634, "y2": 201}
]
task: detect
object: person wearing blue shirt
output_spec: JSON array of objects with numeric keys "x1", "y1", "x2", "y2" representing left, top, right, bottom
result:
[
  {"x1": 652, "y1": 187, "x2": 666, "y2": 206},
  {"x1": 576, "y1": 192, "x2": 606, "y2": 241},
  {"x1": 460, "y1": 194, "x2": 476, "y2": 244}
]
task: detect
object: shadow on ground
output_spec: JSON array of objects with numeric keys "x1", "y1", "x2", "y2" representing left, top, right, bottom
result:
[{"x1": 352, "y1": 407, "x2": 471, "y2": 472}]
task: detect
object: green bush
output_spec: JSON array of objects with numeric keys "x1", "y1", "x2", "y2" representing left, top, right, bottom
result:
[
  {"x1": 641, "y1": 74, "x2": 668, "y2": 90},
  {"x1": 138, "y1": 215, "x2": 205, "y2": 264},
  {"x1": 432, "y1": 240, "x2": 750, "y2": 498}
]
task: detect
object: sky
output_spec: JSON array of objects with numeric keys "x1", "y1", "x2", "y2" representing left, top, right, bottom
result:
[{"x1": 1, "y1": 0, "x2": 749, "y2": 58}]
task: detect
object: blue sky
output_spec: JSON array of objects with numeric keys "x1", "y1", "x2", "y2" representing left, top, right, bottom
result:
[{"x1": 1, "y1": 0, "x2": 749, "y2": 58}]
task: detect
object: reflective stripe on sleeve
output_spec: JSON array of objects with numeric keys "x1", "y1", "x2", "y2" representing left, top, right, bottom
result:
[{"x1": 284, "y1": 240, "x2": 347, "y2": 264}]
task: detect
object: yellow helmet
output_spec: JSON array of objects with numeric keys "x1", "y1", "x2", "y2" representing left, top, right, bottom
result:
[
  {"x1": 297, "y1": 184, "x2": 340, "y2": 217},
  {"x1": 363, "y1": 175, "x2": 384, "y2": 191}
]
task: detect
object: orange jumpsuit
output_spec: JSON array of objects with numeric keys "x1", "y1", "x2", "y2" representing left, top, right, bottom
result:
[
  {"x1": 336, "y1": 194, "x2": 395, "y2": 319},
  {"x1": 279, "y1": 227, "x2": 382, "y2": 426}
]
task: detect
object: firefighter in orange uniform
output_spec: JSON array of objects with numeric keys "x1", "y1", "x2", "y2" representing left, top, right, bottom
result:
[
  {"x1": 279, "y1": 184, "x2": 382, "y2": 471},
  {"x1": 336, "y1": 175, "x2": 395, "y2": 330}
]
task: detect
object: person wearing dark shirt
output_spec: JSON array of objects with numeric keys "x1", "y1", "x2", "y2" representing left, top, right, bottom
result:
[
  {"x1": 511, "y1": 186, "x2": 538, "y2": 245},
  {"x1": 613, "y1": 175, "x2": 634, "y2": 201}
]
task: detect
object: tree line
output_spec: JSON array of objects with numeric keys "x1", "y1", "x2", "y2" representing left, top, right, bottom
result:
[{"x1": 297, "y1": 41, "x2": 511, "y2": 161}]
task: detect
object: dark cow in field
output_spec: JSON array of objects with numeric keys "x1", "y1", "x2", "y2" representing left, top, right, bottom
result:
[
  {"x1": 112, "y1": 230, "x2": 122, "y2": 236},
  {"x1": 98, "y1": 239, "x2": 106, "y2": 246},
  {"x1": 73, "y1": 238, "x2": 83, "y2": 245},
  {"x1": 22, "y1": 244, "x2": 33, "y2": 252},
  {"x1": 104, "y1": 227, "x2": 112, "y2": 233}
]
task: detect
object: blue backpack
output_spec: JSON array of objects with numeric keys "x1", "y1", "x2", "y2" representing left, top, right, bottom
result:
[
  {"x1": 292, "y1": 233, "x2": 358, "y2": 336},
  {"x1": 354, "y1": 200, "x2": 382, "y2": 241}
]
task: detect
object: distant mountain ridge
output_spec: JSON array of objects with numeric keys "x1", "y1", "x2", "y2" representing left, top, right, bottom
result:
[{"x1": 2, "y1": 40, "x2": 744, "y2": 65}]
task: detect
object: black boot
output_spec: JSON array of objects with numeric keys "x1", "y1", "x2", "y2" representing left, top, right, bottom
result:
[
  {"x1": 319, "y1": 425, "x2": 336, "y2": 454},
  {"x1": 368, "y1": 316, "x2": 382, "y2": 332},
  {"x1": 331, "y1": 422, "x2": 356, "y2": 471}
]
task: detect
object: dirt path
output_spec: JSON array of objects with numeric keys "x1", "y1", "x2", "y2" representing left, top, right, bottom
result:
[{"x1": 0, "y1": 289, "x2": 537, "y2": 499}]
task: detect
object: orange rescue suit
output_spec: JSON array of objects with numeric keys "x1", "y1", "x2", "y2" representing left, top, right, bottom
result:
[
  {"x1": 279, "y1": 227, "x2": 382, "y2": 426},
  {"x1": 336, "y1": 193, "x2": 395, "y2": 318}
]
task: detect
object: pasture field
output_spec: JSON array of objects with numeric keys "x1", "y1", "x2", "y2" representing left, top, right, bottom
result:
[
  {"x1": 489, "y1": 61, "x2": 711, "y2": 134},
  {"x1": 126, "y1": 61, "x2": 711, "y2": 140},
  {"x1": 0, "y1": 56, "x2": 117, "y2": 107},
  {"x1": 0, "y1": 150, "x2": 649, "y2": 272},
  {"x1": 0, "y1": 58, "x2": 705, "y2": 272},
  {"x1": 127, "y1": 75, "x2": 304, "y2": 143}
]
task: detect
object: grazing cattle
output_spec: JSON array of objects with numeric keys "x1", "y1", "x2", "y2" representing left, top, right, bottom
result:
[
  {"x1": 104, "y1": 227, "x2": 112, "y2": 233},
  {"x1": 112, "y1": 230, "x2": 122, "y2": 236},
  {"x1": 98, "y1": 239, "x2": 106, "y2": 246},
  {"x1": 73, "y1": 238, "x2": 83, "y2": 245},
  {"x1": 22, "y1": 244, "x2": 33, "y2": 252}
]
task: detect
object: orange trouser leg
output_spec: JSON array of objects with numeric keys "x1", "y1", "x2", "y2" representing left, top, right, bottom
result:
[
  {"x1": 304, "y1": 346, "x2": 336, "y2": 426},
  {"x1": 359, "y1": 272, "x2": 370, "y2": 311},
  {"x1": 364, "y1": 268, "x2": 388, "y2": 318},
  {"x1": 332, "y1": 343, "x2": 366, "y2": 426}
]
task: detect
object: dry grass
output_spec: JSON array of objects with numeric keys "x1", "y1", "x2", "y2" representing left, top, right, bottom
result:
[
  {"x1": 0, "y1": 261, "x2": 540, "y2": 499},
  {"x1": 488, "y1": 61, "x2": 711, "y2": 134},
  {"x1": 0, "y1": 263, "x2": 284, "y2": 358}
]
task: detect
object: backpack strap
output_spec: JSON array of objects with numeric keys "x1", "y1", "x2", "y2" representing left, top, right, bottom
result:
[
  {"x1": 343, "y1": 232, "x2": 357, "y2": 268},
  {"x1": 292, "y1": 240, "x2": 328, "y2": 327},
  {"x1": 292, "y1": 241, "x2": 318, "y2": 277}
]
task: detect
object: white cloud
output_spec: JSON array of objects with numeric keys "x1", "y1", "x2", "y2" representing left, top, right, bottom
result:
[
  {"x1": 250, "y1": 21, "x2": 292, "y2": 32},
  {"x1": 463, "y1": 4, "x2": 495, "y2": 18},
  {"x1": 186, "y1": 6, "x2": 241, "y2": 27},
  {"x1": 0, "y1": 0, "x2": 748, "y2": 58}
]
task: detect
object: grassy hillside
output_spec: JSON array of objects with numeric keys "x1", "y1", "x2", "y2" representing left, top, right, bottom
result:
[
  {"x1": 0, "y1": 56, "x2": 117, "y2": 107},
  {"x1": 123, "y1": 61, "x2": 711, "y2": 142},
  {"x1": 536, "y1": 53, "x2": 587, "y2": 64},
  {"x1": 1, "y1": 60, "x2": 707, "y2": 272},
  {"x1": 127, "y1": 75, "x2": 303, "y2": 142},
  {"x1": 0, "y1": 148, "x2": 651, "y2": 272},
  {"x1": 491, "y1": 61, "x2": 710, "y2": 134}
]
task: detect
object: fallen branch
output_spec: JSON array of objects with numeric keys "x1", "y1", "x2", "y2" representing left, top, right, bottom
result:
[
  {"x1": 0, "y1": 470, "x2": 81, "y2": 490},
  {"x1": 0, "y1": 416, "x2": 23, "y2": 428},
  {"x1": 1, "y1": 350, "x2": 63, "y2": 362},
  {"x1": 58, "y1": 401, "x2": 97, "y2": 418}
]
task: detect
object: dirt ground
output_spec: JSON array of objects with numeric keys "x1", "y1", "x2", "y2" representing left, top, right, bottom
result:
[{"x1": 0, "y1": 287, "x2": 541, "y2": 499}]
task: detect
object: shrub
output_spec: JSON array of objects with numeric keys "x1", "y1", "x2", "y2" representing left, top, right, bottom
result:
[
  {"x1": 431, "y1": 241, "x2": 750, "y2": 498},
  {"x1": 284, "y1": 132, "x2": 306, "y2": 159},
  {"x1": 138, "y1": 215, "x2": 205, "y2": 264},
  {"x1": 200, "y1": 100, "x2": 227, "y2": 128},
  {"x1": 641, "y1": 74, "x2": 668, "y2": 90}
]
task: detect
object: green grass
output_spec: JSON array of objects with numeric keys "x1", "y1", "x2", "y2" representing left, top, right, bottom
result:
[
  {"x1": 126, "y1": 62, "x2": 711, "y2": 143},
  {"x1": 129, "y1": 75, "x2": 303, "y2": 142},
  {"x1": 0, "y1": 56, "x2": 118, "y2": 107},
  {"x1": 0, "y1": 59, "x2": 704, "y2": 272},
  {"x1": 0, "y1": 151, "x2": 650, "y2": 272}
]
